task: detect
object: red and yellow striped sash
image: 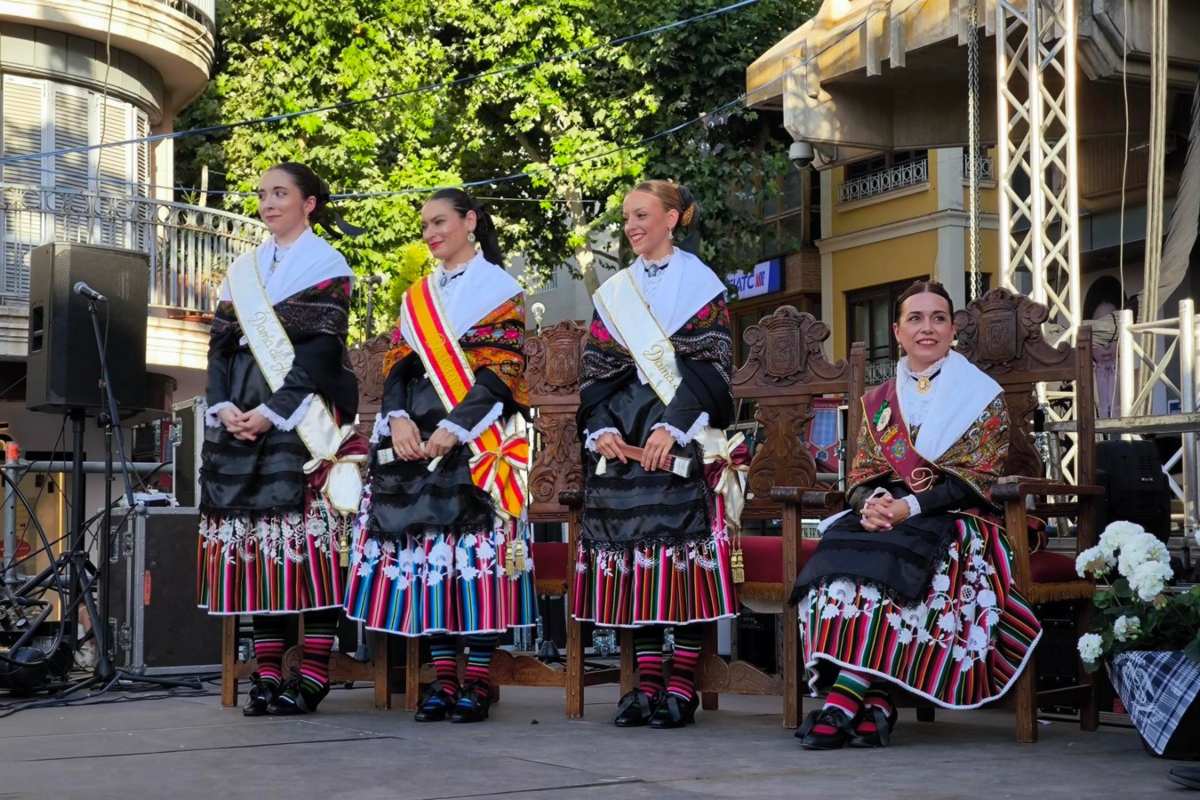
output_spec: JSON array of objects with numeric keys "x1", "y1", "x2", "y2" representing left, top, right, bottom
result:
[{"x1": 401, "y1": 276, "x2": 526, "y2": 518}]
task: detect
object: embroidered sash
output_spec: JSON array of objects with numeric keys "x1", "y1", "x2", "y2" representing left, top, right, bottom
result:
[
  {"x1": 400, "y1": 275, "x2": 528, "y2": 519},
  {"x1": 593, "y1": 270, "x2": 745, "y2": 529},
  {"x1": 861, "y1": 379, "x2": 938, "y2": 494},
  {"x1": 226, "y1": 253, "x2": 365, "y2": 515}
]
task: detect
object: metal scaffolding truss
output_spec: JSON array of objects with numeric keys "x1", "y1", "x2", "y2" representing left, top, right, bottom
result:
[{"x1": 996, "y1": 0, "x2": 1083, "y2": 484}]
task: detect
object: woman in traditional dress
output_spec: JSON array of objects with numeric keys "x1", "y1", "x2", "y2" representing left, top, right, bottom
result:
[
  {"x1": 791, "y1": 280, "x2": 1042, "y2": 749},
  {"x1": 573, "y1": 180, "x2": 739, "y2": 730},
  {"x1": 198, "y1": 162, "x2": 362, "y2": 716},
  {"x1": 343, "y1": 189, "x2": 535, "y2": 724}
]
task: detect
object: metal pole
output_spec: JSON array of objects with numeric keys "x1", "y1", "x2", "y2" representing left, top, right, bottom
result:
[
  {"x1": 1026, "y1": 1, "x2": 1047, "y2": 306},
  {"x1": 3, "y1": 442, "x2": 17, "y2": 588},
  {"x1": 1181, "y1": 299, "x2": 1198, "y2": 564},
  {"x1": 67, "y1": 409, "x2": 87, "y2": 653},
  {"x1": 1118, "y1": 308, "x2": 1136, "y2": 419}
]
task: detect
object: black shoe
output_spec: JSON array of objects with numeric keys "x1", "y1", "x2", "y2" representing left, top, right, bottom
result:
[
  {"x1": 414, "y1": 680, "x2": 459, "y2": 722},
  {"x1": 613, "y1": 689, "x2": 656, "y2": 728},
  {"x1": 796, "y1": 707, "x2": 858, "y2": 750},
  {"x1": 848, "y1": 703, "x2": 898, "y2": 748},
  {"x1": 267, "y1": 675, "x2": 329, "y2": 716},
  {"x1": 450, "y1": 681, "x2": 492, "y2": 723},
  {"x1": 1169, "y1": 767, "x2": 1200, "y2": 791},
  {"x1": 648, "y1": 691, "x2": 698, "y2": 729},
  {"x1": 242, "y1": 672, "x2": 279, "y2": 717}
]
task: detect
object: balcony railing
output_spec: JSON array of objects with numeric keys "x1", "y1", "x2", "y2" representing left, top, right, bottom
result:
[
  {"x1": 963, "y1": 152, "x2": 995, "y2": 183},
  {"x1": 0, "y1": 184, "x2": 264, "y2": 314},
  {"x1": 167, "y1": 0, "x2": 216, "y2": 31},
  {"x1": 839, "y1": 158, "x2": 929, "y2": 203}
]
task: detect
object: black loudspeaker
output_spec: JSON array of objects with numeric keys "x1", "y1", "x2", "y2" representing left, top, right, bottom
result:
[
  {"x1": 25, "y1": 242, "x2": 148, "y2": 414},
  {"x1": 1095, "y1": 439, "x2": 1172, "y2": 542}
]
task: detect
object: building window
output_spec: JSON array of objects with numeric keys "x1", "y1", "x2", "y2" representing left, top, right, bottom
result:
[
  {"x1": 0, "y1": 75, "x2": 150, "y2": 300},
  {"x1": 761, "y1": 166, "x2": 816, "y2": 258},
  {"x1": 846, "y1": 278, "x2": 923, "y2": 384}
]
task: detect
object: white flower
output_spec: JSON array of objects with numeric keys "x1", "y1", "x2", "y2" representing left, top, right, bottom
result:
[
  {"x1": 828, "y1": 579, "x2": 856, "y2": 605},
  {"x1": 820, "y1": 603, "x2": 840, "y2": 620},
  {"x1": 396, "y1": 575, "x2": 410, "y2": 591},
  {"x1": 477, "y1": 539, "x2": 497, "y2": 560},
  {"x1": 411, "y1": 548, "x2": 427, "y2": 565},
  {"x1": 1128, "y1": 559, "x2": 1173, "y2": 602},
  {"x1": 1113, "y1": 615, "x2": 1142, "y2": 642},
  {"x1": 356, "y1": 562, "x2": 372, "y2": 578},
  {"x1": 886, "y1": 612, "x2": 903, "y2": 630},
  {"x1": 362, "y1": 539, "x2": 382, "y2": 561},
  {"x1": 952, "y1": 644, "x2": 968, "y2": 662},
  {"x1": 842, "y1": 605, "x2": 862, "y2": 620},
  {"x1": 901, "y1": 606, "x2": 926, "y2": 628},
  {"x1": 916, "y1": 628, "x2": 933, "y2": 644},
  {"x1": 455, "y1": 547, "x2": 470, "y2": 568},
  {"x1": 1116, "y1": 533, "x2": 1170, "y2": 579},
  {"x1": 427, "y1": 568, "x2": 445, "y2": 585},
  {"x1": 381, "y1": 540, "x2": 396, "y2": 555},
  {"x1": 1077, "y1": 632, "x2": 1104, "y2": 663},
  {"x1": 1099, "y1": 520, "x2": 1145, "y2": 561},
  {"x1": 938, "y1": 612, "x2": 959, "y2": 634},
  {"x1": 383, "y1": 564, "x2": 401, "y2": 581},
  {"x1": 1075, "y1": 545, "x2": 1112, "y2": 578},
  {"x1": 860, "y1": 586, "x2": 882, "y2": 604},
  {"x1": 977, "y1": 589, "x2": 997, "y2": 609},
  {"x1": 459, "y1": 564, "x2": 480, "y2": 582},
  {"x1": 897, "y1": 629, "x2": 914, "y2": 645},
  {"x1": 397, "y1": 550, "x2": 414, "y2": 571},
  {"x1": 967, "y1": 625, "x2": 989, "y2": 652},
  {"x1": 429, "y1": 542, "x2": 454, "y2": 568},
  {"x1": 931, "y1": 574, "x2": 951, "y2": 594}
]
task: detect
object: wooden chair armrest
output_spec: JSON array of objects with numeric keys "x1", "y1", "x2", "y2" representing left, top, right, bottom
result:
[
  {"x1": 771, "y1": 486, "x2": 845, "y2": 511},
  {"x1": 992, "y1": 477, "x2": 1104, "y2": 502}
]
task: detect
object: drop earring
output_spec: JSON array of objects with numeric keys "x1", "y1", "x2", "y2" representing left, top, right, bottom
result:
[{"x1": 468, "y1": 232, "x2": 477, "y2": 244}]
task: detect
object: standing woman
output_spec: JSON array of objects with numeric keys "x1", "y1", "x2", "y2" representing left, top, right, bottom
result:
[
  {"x1": 343, "y1": 189, "x2": 535, "y2": 724},
  {"x1": 197, "y1": 162, "x2": 363, "y2": 716},
  {"x1": 573, "y1": 180, "x2": 742, "y2": 729}
]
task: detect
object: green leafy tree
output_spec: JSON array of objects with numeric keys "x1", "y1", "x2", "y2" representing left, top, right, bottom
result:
[{"x1": 178, "y1": 0, "x2": 817, "y2": 333}]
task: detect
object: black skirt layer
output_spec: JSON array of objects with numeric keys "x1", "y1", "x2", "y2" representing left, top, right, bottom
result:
[
  {"x1": 200, "y1": 347, "x2": 310, "y2": 515},
  {"x1": 581, "y1": 381, "x2": 711, "y2": 547},
  {"x1": 368, "y1": 376, "x2": 494, "y2": 538},
  {"x1": 791, "y1": 509, "x2": 960, "y2": 607}
]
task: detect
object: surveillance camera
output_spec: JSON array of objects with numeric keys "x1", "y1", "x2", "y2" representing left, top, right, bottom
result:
[{"x1": 789, "y1": 140, "x2": 814, "y2": 167}]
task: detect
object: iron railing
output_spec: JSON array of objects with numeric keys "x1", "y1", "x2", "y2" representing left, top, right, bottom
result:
[
  {"x1": 0, "y1": 184, "x2": 263, "y2": 313},
  {"x1": 838, "y1": 158, "x2": 928, "y2": 203}
]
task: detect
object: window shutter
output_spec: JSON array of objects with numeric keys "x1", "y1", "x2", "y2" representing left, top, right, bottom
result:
[
  {"x1": 52, "y1": 87, "x2": 91, "y2": 243},
  {"x1": 1, "y1": 76, "x2": 46, "y2": 298}
]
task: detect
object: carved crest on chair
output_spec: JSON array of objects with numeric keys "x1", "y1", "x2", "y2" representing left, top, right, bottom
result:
[
  {"x1": 348, "y1": 333, "x2": 393, "y2": 412},
  {"x1": 954, "y1": 287, "x2": 1071, "y2": 373},
  {"x1": 525, "y1": 321, "x2": 587, "y2": 399},
  {"x1": 733, "y1": 306, "x2": 848, "y2": 389}
]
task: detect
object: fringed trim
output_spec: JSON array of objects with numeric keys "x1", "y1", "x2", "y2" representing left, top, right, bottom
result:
[
  {"x1": 254, "y1": 394, "x2": 314, "y2": 432},
  {"x1": 349, "y1": 518, "x2": 534, "y2": 587},
  {"x1": 437, "y1": 401, "x2": 504, "y2": 444},
  {"x1": 581, "y1": 530, "x2": 729, "y2": 576}
]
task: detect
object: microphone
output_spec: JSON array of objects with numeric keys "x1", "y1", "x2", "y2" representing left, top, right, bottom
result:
[{"x1": 73, "y1": 282, "x2": 107, "y2": 303}]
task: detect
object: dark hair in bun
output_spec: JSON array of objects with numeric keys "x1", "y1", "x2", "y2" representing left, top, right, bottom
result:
[
  {"x1": 428, "y1": 188, "x2": 505, "y2": 267},
  {"x1": 268, "y1": 162, "x2": 361, "y2": 238}
]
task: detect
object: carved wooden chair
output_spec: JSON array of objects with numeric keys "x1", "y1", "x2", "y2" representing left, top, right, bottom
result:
[
  {"x1": 219, "y1": 335, "x2": 396, "y2": 711},
  {"x1": 771, "y1": 289, "x2": 1101, "y2": 743},
  {"x1": 954, "y1": 287, "x2": 1102, "y2": 743}
]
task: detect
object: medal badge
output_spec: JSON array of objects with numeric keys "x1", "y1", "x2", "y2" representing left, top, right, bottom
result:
[{"x1": 874, "y1": 402, "x2": 892, "y2": 432}]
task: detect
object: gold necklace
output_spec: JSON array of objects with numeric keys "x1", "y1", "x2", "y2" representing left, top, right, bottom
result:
[{"x1": 916, "y1": 375, "x2": 933, "y2": 394}]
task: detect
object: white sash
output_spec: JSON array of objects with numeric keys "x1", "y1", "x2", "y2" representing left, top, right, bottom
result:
[
  {"x1": 226, "y1": 253, "x2": 365, "y2": 515},
  {"x1": 593, "y1": 270, "x2": 747, "y2": 528}
]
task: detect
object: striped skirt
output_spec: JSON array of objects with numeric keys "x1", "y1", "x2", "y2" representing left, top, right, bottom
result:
[
  {"x1": 572, "y1": 532, "x2": 738, "y2": 628},
  {"x1": 797, "y1": 513, "x2": 1042, "y2": 709},
  {"x1": 343, "y1": 520, "x2": 537, "y2": 637},
  {"x1": 196, "y1": 498, "x2": 350, "y2": 616}
]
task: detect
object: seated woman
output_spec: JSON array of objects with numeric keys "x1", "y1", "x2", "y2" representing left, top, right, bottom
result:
[{"x1": 791, "y1": 280, "x2": 1042, "y2": 750}]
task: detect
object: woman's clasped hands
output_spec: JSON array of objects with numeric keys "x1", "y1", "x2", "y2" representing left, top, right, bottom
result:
[
  {"x1": 218, "y1": 405, "x2": 274, "y2": 442},
  {"x1": 390, "y1": 416, "x2": 460, "y2": 461}
]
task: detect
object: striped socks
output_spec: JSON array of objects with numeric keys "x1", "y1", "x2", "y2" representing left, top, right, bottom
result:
[
  {"x1": 857, "y1": 688, "x2": 895, "y2": 735},
  {"x1": 430, "y1": 635, "x2": 460, "y2": 694},
  {"x1": 251, "y1": 615, "x2": 286, "y2": 689},
  {"x1": 812, "y1": 668, "x2": 870, "y2": 735},
  {"x1": 667, "y1": 626, "x2": 702, "y2": 702},
  {"x1": 464, "y1": 635, "x2": 498, "y2": 688},
  {"x1": 634, "y1": 628, "x2": 665, "y2": 696},
  {"x1": 298, "y1": 609, "x2": 338, "y2": 696}
]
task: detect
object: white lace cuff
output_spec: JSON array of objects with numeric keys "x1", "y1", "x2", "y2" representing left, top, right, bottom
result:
[
  {"x1": 652, "y1": 412, "x2": 710, "y2": 447},
  {"x1": 205, "y1": 401, "x2": 237, "y2": 429},
  {"x1": 584, "y1": 427, "x2": 621, "y2": 453},
  {"x1": 438, "y1": 402, "x2": 504, "y2": 444},
  {"x1": 903, "y1": 493, "x2": 922, "y2": 519},
  {"x1": 253, "y1": 394, "x2": 314, "y2": 432},
  {"x1": 371, "y1": 410, "x2": 411, "y2": 444}
]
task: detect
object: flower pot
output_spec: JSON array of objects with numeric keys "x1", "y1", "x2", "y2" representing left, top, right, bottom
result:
[{"x1": 1109, "y1": 650, "x2": 1200, "y2": 760}]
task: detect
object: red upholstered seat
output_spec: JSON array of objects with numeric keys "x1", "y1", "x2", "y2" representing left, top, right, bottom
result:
[
  {"x1": 532, "y1": 541, "x2": 569, "y2": 594},
  {"x1": 1029, "y1": 549, "x2": 1078, "y2": 583},
  {"x1": 740, "y1": 535, "x2": 819, "y2": 584}
]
